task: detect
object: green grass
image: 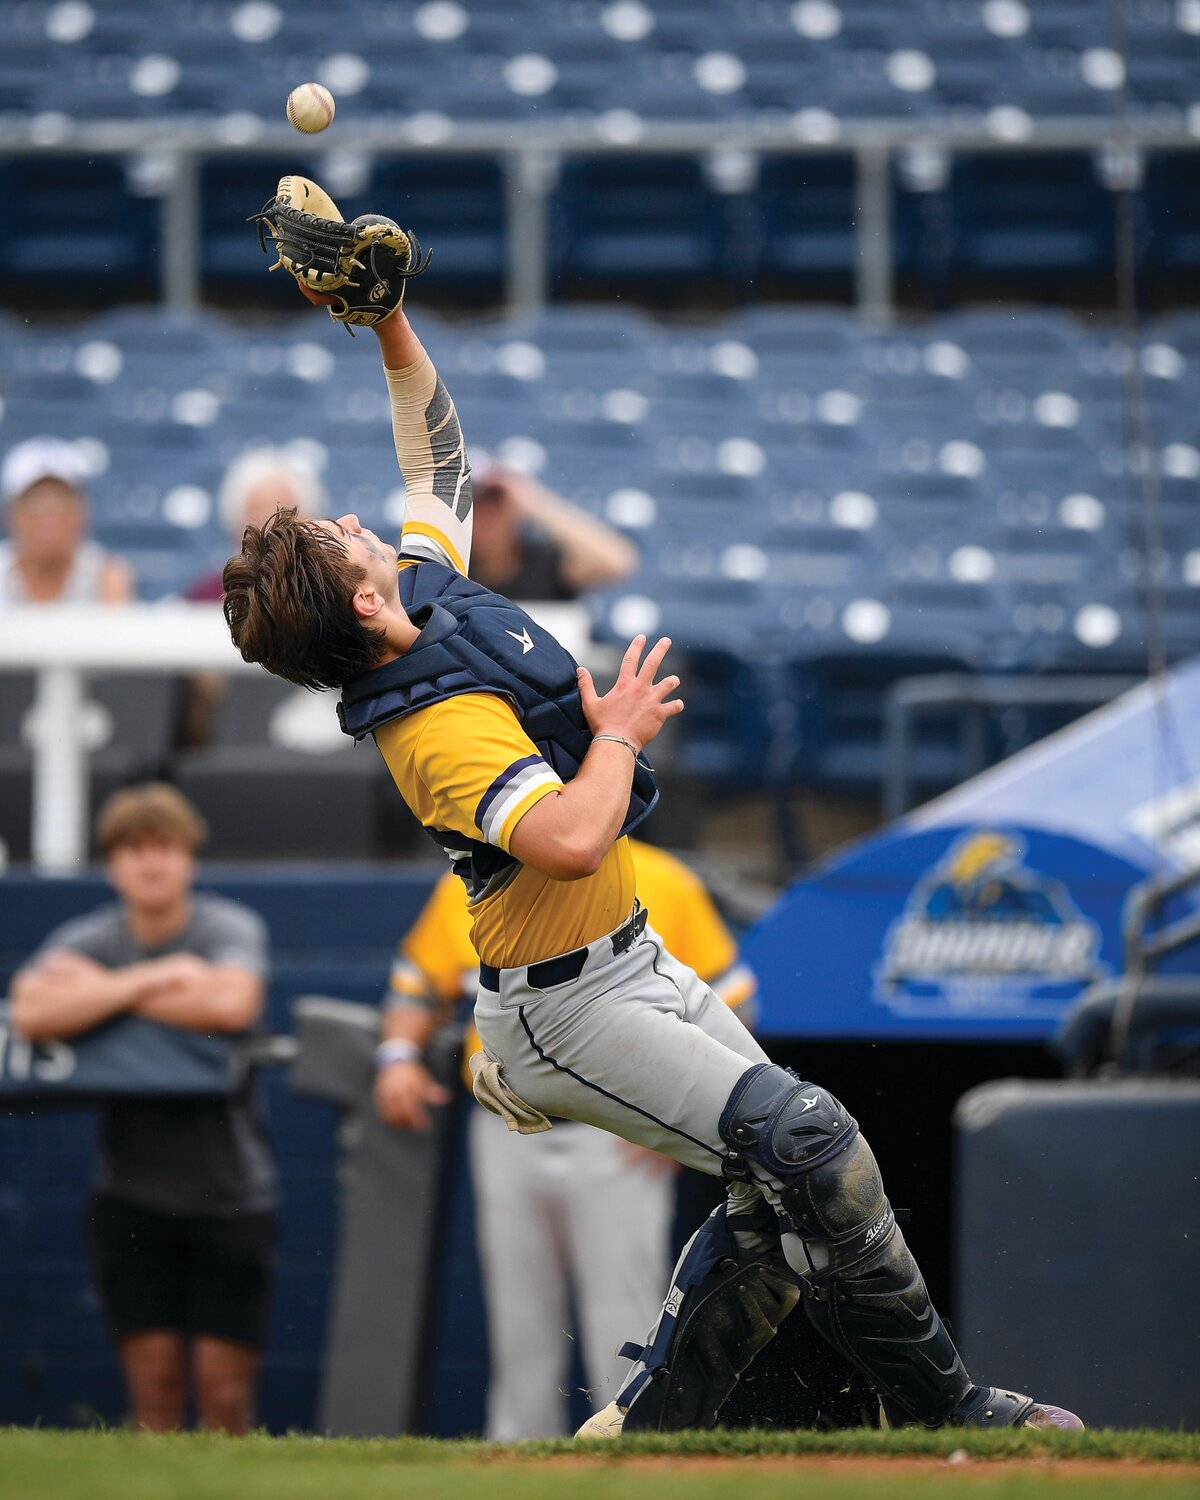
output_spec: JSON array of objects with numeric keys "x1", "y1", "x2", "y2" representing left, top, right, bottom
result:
[{"x1": 0, "y1": 1428, "x2": 1195, "y2": 1500}]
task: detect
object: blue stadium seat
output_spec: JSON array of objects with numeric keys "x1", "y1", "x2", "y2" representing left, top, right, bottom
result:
[
  {"x1": 730, "y1": 303, "x2": 862, "y2": 358},
  {"x1": 1, "y1": 0, "x2": 1199, "y2": 138},
  {"x1": 368, "y1": 158, "x2": 507, "y2": 289},
  {"x1": 1141, "y1": 153, "x2": 1200, "y2": 273},
  {"x1": 506, "y1": 304, "x2": 655, "y2": 353},
  {"x1": 84, "y1": 305, "x2": 233, "y2": 353},
  {"x1": 201, "y1": 155, "x2": 319, "y2": 293},
  {"x1": 943, "y1": 154, "x2": 1118, "y2": 277},
  {"x1": 870, "y1": 470, "x2": 986, "y2": 538},
  {"x1": 551, "y1": 157, "x2": 744, "y2": 287},
  {"x1": 0, "y1": 156, "x2": 156, "y2": 285},
  {"x1": 754, "y1": 156, "x2": 859, "y2": 281},
  {"x1": 935, "y1": 307, "x2": 1087, "y2": 371}
]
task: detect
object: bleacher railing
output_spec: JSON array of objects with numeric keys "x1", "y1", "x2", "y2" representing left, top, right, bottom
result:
[
  {"x1": 2, "y1": 116, "x2": 1198, "y2": 321},
  {"x1": 0, "y1": 601, "x2": 594, "y2": 872}
]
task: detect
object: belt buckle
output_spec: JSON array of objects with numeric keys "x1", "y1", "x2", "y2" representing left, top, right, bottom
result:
[{"x1": 611, "y1": 904, "x2": 647, "y2": 958}]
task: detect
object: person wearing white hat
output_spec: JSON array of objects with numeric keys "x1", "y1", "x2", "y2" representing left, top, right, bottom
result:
[{"x1": 0, "y1": 436, "x2": 134, "y2": 604}]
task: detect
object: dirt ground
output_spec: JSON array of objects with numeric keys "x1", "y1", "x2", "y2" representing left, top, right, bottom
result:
[{"x1": 530, "y1": 1454, "x2": 1200, "y2": 1480}]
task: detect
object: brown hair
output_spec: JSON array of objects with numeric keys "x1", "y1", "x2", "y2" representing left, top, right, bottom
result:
[
  {"x1": 221, "y1": 507, "x2": 388, "y2": 691},
  {"x1": 96, "y1": 783, "x2": 207, "y2": 855}
]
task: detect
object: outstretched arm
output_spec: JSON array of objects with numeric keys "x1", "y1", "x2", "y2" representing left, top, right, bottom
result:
[
  {"x1": 375, "y1": 311, "x2": 473, "y2": 577},
  {"x1": 295, "y1": 282, "x2": 473, "y2": 578}
]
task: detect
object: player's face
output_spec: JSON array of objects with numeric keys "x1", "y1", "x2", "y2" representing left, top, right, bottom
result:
[
  {"x1": 318, "y1": 514, "x2": 398, "y2": 594},
  {"x1": 106, "y1": 836, "x2": 196, "y2": 916}
]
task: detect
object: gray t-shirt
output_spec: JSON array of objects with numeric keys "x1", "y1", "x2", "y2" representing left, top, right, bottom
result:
[{"x1": 37, "y1": 892, "x2": 278, "y2": 1217}]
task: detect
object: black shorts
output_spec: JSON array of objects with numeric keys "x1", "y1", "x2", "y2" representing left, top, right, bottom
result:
[{"x1": 87, "y1": 1194, "x2": 276, "y2": 1348}]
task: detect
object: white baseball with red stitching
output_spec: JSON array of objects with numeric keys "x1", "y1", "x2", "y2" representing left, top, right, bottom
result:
[{"x1": 286, "y1": 83, "x2": 336, "y2": 134}]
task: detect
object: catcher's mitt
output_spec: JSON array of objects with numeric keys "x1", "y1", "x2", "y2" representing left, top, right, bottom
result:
[{"x1": 251, "y1": 175, "x2": 431, "y2": 330}]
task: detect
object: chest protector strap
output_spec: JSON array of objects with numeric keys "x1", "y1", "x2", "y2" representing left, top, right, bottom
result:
[{"x1": 337, "y1": 558, "x2": 658, "y2": 838}]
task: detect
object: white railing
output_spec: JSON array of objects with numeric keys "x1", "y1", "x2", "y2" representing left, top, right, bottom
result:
[
  {"x1": 1, "y1": 115, "x2": 1196, "y2": 324},
  {"x1": 0, "y1": 600, "x2": 594, "y2": 872}
]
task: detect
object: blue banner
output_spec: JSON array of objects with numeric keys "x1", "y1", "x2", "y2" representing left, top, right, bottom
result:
[
  {"x1": 747, "y1": 825, "x2": 1140, "y2": 1040},
  {"x1": 748, "y1": 659, "x2": 1200, "y2": 1042}
]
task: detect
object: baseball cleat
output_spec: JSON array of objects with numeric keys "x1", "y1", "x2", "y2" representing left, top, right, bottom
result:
[
  {"x1": 1021, "y1": 1403, "x2": 1085, "y2": 1432},
  {"x1": 575, "y1": 1400, "x2": 626, "y2": 1439},
  {"x1": 953, "y1": 1386, "x2": 1084, "y2": 1431}
]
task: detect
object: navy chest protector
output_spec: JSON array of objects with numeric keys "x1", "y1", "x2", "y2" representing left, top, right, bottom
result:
[{"x1": 338, "y1": 559, "x2": 658, "y2": 852}]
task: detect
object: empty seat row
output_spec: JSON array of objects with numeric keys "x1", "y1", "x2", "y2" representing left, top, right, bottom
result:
[{"x1": 4, "y1": 150, "x2": 1200, "y2": 302}]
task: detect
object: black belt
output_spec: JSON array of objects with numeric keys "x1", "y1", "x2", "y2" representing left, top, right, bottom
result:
[{"x1": 479, "y1": 903, "x2": 647, "y2": 993}]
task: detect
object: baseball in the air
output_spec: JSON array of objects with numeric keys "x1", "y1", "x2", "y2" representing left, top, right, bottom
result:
[{"x1": 286, "y1": 83, "x2": 336, "y2": 134}]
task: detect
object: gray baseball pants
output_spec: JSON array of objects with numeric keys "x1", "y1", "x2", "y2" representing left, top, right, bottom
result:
[{"x1": 473, "y1": 914, "x2": 771, "y2": 1180}]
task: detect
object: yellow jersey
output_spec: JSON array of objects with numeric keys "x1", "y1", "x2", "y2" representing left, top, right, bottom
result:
[
  {"x1": 374, "y1": 686, "x2": 636, "y2": 970},
  {"x1": 385, "y1": 840, "x2": 759, "y2": 1083},
  {"x1": 377, "y1": 349, "x2": 636, "y2": 970}
]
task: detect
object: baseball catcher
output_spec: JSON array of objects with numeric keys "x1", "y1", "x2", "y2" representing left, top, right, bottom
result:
[
  {"x1": 251, "y1": 175, "x2": 431, "y2": 330},
  {"x1": 230, "y1": 175, "x2": 1085, "y2": 1439}
]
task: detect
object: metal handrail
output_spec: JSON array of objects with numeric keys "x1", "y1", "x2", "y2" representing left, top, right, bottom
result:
[
  {"x1": 1123, "y1": 863, "x2": 1200, "y2": 976},
  {"x1": 881, "y1": 672, "x2": 1142, "y2": 822}
]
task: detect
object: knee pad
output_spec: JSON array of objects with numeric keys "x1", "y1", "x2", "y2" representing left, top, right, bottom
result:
[
  {"x1": 615, "y1": 1197, "x2": 800, "y2": 1433},
  {"x1": 719, "y1": 1065, "x2": 971, "y2": 1427}
]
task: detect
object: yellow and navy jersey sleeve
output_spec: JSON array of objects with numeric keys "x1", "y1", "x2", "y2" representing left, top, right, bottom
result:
[
  {"x1": 375, "y1": 692, "x2": 563, "y2": 857},
  {"x1": 388, "y1": 870, "x2": 478, "y2": 1011},
  {"x1": 629, "y1": 839, "x2": 758, "y2": 1017},
  {"x1": 385, "y1": 353, "x2": 473, "y2": 576}
]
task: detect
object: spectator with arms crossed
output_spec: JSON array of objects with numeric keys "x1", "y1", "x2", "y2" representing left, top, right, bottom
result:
[{"x1": 11, "y1": 785, "x2": 275, "y2": 1434}]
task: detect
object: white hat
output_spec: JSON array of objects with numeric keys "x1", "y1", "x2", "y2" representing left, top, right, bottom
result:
[{"x1": 2, "y1": 436, "x2": 89, "y2": 504}]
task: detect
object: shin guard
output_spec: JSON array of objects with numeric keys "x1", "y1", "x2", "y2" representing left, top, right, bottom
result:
[
  {"x1": 616, "y1": 1197, "x2": 800, "y2": 1432},
  {"x1": 720, "y1": 1064, "x2": 972, "y2": 1428}
]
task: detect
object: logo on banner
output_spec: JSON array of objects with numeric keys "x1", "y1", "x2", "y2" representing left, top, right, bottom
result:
[{"x1": 877, "y1": 831, "x2": 1102, "y2": 1012}]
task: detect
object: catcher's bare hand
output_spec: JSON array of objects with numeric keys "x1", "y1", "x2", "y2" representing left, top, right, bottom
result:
[
  {"x1": 577, "y1": 634, "x2": 683, "y2": 754},
  {"x1": 374, "y1": 1059, "x2": 451, "y2": 1132},
  {"x1": 296, "y1": 283, "x2": 339, "y2": 308}
]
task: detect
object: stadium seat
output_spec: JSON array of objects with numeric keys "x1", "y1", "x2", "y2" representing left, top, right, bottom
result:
[
  {"x1": 754, "y1": 156, "x2": 859, "y2": 283},
  {"x1": 174, "y1": 745, "x2": 385, "y2": 859},
  {"x1": 550, "y1": 157, "x2": 745, "y2": 290},
  {"x1": 0, "y1": 157, "x2": 157, "y2": 286},
  {"x1": 1141, "y1": 153, "x2": 1200, "y2": 273},
  {"x1": 368, "y1": 158, "x2": 507, "y2": 290},
  {"x1": 942, "y1": 154, "x2": 1118, "y2": 280},
  {"x1": 201, "y1": 155, "x2": 319, "y2": 295}
]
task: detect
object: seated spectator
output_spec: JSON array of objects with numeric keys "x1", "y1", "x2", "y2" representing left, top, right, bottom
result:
[
  {"x1": 10, "y1": 784, "x2": 275, "y2": 1435},
  {"x1": 0, "y1": 436, "x2": 134, "y2": 603},
  {"x1": 468, "y1": 454, "x2": 638, "y2": 599},
  {"x1": 187, "y1": 445, "x2": 325, "y2": 601},
  {"x1": 181, "y1": 445, "x2": 328, "y2": 745}
]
